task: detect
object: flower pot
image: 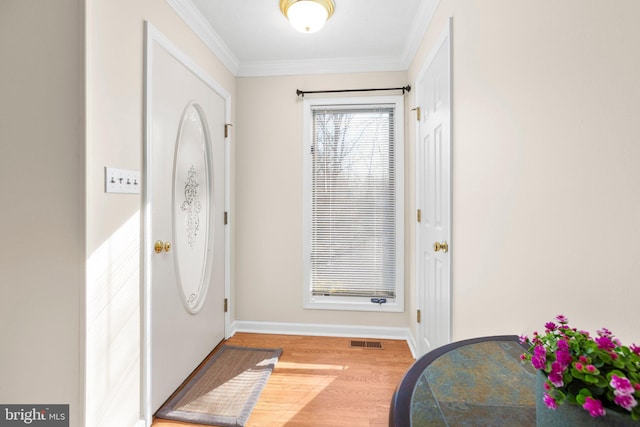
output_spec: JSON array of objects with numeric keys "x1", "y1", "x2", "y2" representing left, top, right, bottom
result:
[{"x1": 536, "y1": 372, "x2": 637, "y2": 426}]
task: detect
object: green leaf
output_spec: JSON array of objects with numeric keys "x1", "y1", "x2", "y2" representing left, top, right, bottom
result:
[
  {"x1": 584, "y1": 374, "x2": 598, "y2": 384},
  {"x1": 578, "y1": 388, "x2": 593, "y2": 397},
  {"x1": 594, "y1": 377, "x2": 608, "y2": 388}
]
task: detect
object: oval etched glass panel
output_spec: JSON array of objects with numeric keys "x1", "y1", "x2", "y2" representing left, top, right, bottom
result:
[{"x1": 172, "y1": 102, "x2": 214, "y2": 314}]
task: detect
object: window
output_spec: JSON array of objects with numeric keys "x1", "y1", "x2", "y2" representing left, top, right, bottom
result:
[{"x1": 303, "y1": 96, "x2": 404, "y2": 312}]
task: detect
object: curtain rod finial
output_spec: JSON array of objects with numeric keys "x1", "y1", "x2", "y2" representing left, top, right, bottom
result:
[{"x1": 296, "y1": 89, "x2": 304, "y2": 97}]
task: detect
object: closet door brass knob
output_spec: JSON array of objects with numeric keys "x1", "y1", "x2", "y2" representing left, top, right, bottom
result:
[
  {"x1": 433, "y1": 241, "x2": 449, "y2": 253},
  {"x1": 154, "y1": 240, "x2": 172, "y2": 254}
]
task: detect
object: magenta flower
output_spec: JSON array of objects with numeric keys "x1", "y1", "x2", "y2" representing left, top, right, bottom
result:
[
  {"x1": 586, "y1": 365, "x2": 596, "y2": 373},
  {"x1": 531, "y1": 357, "x2": 545, "y2": 370},
  {"x1": 583, "y1": 396, "x2": 606, "y2": 417},
  {"x1": 610, "y1": 375, "x2": 635, "y2": 396},
  {"x1": 519, "y1": 335, "x2": 528, "y2": 345},
  {"x1": 555, "y1": 340, "x2": 571, "y2": 367},
  {"x1": 548, "y1": 371, "x2": 564, "y2": 387},
  {"x1": 578, "y1": 355, "x2": 588, "y2": 363},
  {"x1": 549, "y1": 361, "x2": 566, "y2": 387},
  {"x1": 545, "y1": 322, "x2": 557, "y2": 331},
  {"x1": 574, "y1": 362, "x2": 583, "y2": 371},
  {"x1": 597, "y1": 327, "x2": 612, "y2": 337},
  {"x1": 555, "y1": 315, "x2": 569, "y2": 325},
  {"x1": 614, "y1": 394, "x2": 638, "y2": 411},
  {"x1": 543, "y1": 392, "x2": 558, "y2": 410},
  {"x1": 532, "y1": 345, "x2": 547, "y2": 369},
  {"x1": 631, "y1": 344, "x2": 640, "y2": 356},
  {"x1": 595, "y1": 336, "x2": 615, "y2": 351}
]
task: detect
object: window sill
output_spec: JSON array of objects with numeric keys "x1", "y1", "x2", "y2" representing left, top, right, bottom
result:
[{"x1": 304, "y1": 296, "x2": 404, "y2": 313}]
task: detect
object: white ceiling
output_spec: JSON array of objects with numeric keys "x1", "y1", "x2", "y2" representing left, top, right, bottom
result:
[{"x1": 169, "y1": 0, "x2": 438, "y2": 76}]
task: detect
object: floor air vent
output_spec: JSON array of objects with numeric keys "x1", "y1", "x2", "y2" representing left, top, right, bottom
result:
[{"x1": 349, "y1": 340, "x2": 384, "y2": 349}]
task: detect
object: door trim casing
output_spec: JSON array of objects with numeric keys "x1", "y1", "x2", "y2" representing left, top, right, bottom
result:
[{"x1": 142, "y1": 21, "x2": 231, "y2": 425}]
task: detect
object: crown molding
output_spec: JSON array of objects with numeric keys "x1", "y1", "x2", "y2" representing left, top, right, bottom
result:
[
  {"x1": 165, "y1": 0, "x2": 240, "y2": 75},
  {"x1": 401, "y1": 0, "x2": 441, "y2": 68},
  {"x1": 238, "y1": 55, "x2": 407, "y2": 77}
]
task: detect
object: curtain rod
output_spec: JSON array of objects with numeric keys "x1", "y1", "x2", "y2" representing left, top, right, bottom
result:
[{"x1": 296, "y1": 85, "x2": 411, "y2": 98}]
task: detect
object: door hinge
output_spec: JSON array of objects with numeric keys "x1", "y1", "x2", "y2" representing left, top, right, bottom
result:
[
  {"x1": 411, "y1": 106, "x2": 421, "y2": 121},
  {"x1": 224, "y1": 211, "x2": 228, "y2": 225},
  {"x1": 224, "y1": 123, "x2": 233, "y2": 138},
  {"x1": 417, "y1": 309, "x2": 422, "y2": 324},
  {"x1": 417, "y1": 209, "x2": 422, "y2": 223},
  {"x1": 224, "y1": 298, "x2": 228, "y2": 313}
]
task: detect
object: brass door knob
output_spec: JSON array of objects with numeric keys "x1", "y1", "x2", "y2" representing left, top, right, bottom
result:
[
  {"x1": 433, "y1": 241, "x2": 449, "y2": 253},
  {"x1": 154, "y1": 240, "x2": 172, "y2": 254}
]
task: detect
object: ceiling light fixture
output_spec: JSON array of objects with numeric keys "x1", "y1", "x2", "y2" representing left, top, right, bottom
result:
[{"x1": 280, "y1": 0, "x2": 335, "y2": 34}]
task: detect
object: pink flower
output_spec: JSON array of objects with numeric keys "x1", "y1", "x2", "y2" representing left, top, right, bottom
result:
[
  {"x1": 555, "y1": 315, "x2": 569, "y2": 325},
  {"x1": 548, "y1": 371, "x2": 564, "y2": 387},
  {"x1": 631, "y1": 344, "x2": 640, "y2": 356},
  {"x1": 595, "y1": 336, "x2": 615, "y2": 351},
  {"x1": 519, "y1": 335, "x2": 528, "y2": 345},
  {"x1": 555, "y1": 340, "x2": 571, "y2": 367},
  {"x1": 574, "y1": 362, "x2": 583, "y2": 371},
  {"x1": 532, "y1": 345, "x2": 547, "y2": 369},
  {"x1": 585, "y1": 365, "x2": 596, "y2": 373},
  {"x1": 579, "y1": 356, "x2": 588, "y2": 363},
  {"x1": 597, "y1": 327, "x2": 612, "y2": 337},
  {"x1": 610, "y1": 375, "x2": 635, "y2": 395},
  {"x1": 582, "y1": 396, "x2": 606, "y2": 417},
  {"x1": 614, "y1": 394, "x2": 638, "y2": 411},
  {"x1": 545, "y1": 322, "x2": 557, "y2": 331},
  {"x1": 548, "y1": 362, "x2": 565, "y2": 387},
  {"x1": 543, "y1": 392, "x2": 558, "y2": 410}
]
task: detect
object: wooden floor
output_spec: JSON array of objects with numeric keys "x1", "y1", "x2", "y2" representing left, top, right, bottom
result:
[{"x1": 152, "y1": 333, "x2": 414, "y2": 427}]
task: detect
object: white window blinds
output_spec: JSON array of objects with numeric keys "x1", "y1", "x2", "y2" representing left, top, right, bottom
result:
[{"x1": 310, "y1": 104, "x2": 397, "y2": 298}]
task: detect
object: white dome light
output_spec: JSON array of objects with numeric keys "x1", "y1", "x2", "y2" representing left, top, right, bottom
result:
[{"x1": 280, "y1": 0, "x2": 335, "y2": 34}]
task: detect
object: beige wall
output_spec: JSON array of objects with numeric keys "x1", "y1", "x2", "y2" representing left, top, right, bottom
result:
[
  {"x1": 408, "y1": 0, "x2": 640, "y2": 344},
  {"x1": 235, "y1": 72, "x2": 412, "y2": 329},
  {"x1": 0, "y1": 0, "x2": 85, "y2": 425},
  {"x1": 86, "y1": 1, "x2": 235, "y2": 426},
  {"x1": 4, "y1": 1, "x2": 640, "y2": 425}
]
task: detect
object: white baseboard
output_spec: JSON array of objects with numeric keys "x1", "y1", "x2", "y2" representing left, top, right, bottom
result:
[
  {"x1": 230, "y1": 320, "x2": 417, "y2": 358},
  {"x1": 133, "y1": 420, "x2": 146, "y2": 427},
  {"x1": 405, "y1": 334, "x2": 418, "y2": 359}
]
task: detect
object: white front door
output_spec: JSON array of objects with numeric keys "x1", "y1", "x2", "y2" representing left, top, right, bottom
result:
[
  {"x1": 144, "y1": 24, "x2": 228, "y2": 417},
  {"x1": 416, "y1": 20, "x2": 452, "y2": 356}
]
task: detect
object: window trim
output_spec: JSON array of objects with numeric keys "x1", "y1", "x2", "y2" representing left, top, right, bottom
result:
[{"x1": 302, "y1": 95, "x2": 404, "y2": 312}]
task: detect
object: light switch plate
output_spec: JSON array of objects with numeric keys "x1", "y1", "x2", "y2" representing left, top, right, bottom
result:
[{"x1": 105, "y1": 167, "x2": 141, "y2": 194}]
